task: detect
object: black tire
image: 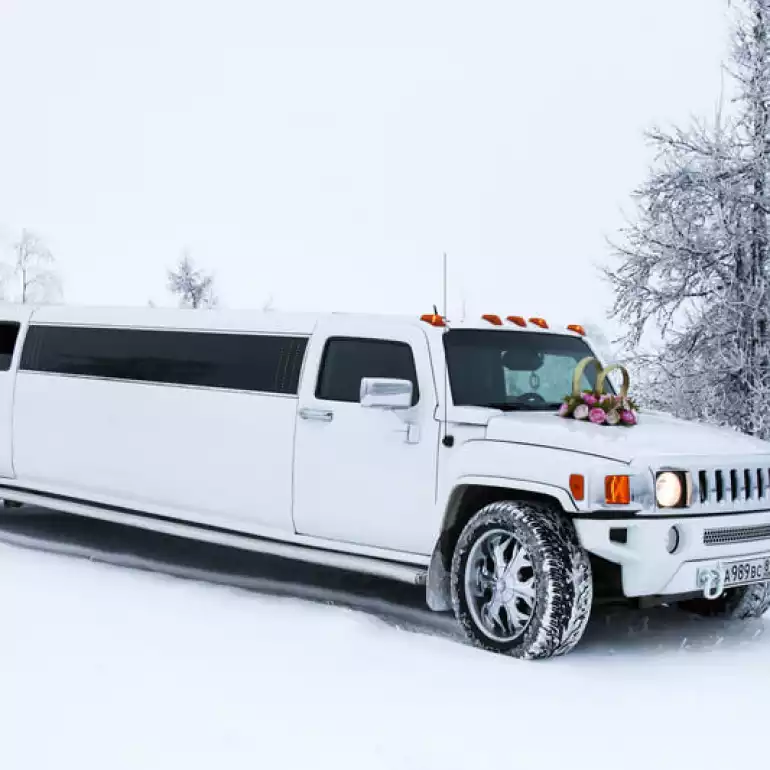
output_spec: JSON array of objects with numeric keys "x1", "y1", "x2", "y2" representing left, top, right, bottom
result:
[
  {"x1": 450, "y1": 500, "x2": 593, "y2": 660},
  {"x1": 678, "y1": 582, "x2": 770, "y2": 619}
]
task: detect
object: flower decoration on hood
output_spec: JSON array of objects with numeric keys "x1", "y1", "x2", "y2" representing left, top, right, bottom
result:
[{"x1": 559, "y1": 358, "x2": 638, "y2": 427}]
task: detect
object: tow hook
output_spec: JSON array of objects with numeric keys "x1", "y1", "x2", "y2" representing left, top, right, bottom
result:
[{"x1": 697, "y1": 566, "x2": 726, "y2": 600}]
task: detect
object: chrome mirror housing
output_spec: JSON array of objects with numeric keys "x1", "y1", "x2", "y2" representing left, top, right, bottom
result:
[{"x1": 360, "y1": 378, "x2": 413, "y2": 409}]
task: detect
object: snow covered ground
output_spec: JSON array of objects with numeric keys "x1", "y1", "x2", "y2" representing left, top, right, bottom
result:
[{"x1": 1, "y1": 527, "x2": 768, "y2": 770}]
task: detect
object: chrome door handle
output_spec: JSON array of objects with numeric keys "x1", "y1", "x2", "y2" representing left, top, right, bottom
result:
[{"x1": 299, "y1": 407, "x2": 334, "y2": 423}]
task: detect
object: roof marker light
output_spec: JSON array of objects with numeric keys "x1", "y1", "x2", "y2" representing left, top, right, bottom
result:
[
  {"x1": 420, "y1": 313, "x2": 446, "y2": 327},
  {"x1": 529, "y1": 317, "x2": 549, "y2": 329},
  {"x1": 567, "y1": 324, "x2": 586, "y2": 336},
  {"x1": 507, "y1": 316, "x2": 527, "y2": 327},
  {"x1": 481, "y1": 314, "x2": 503, "y2": 326}
]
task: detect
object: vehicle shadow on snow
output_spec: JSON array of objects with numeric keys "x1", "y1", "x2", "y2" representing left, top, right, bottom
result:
[
  {"x1": 577, "y1": 603, "x2": 769, "y2": 658},
  {"x1": 0, "y1": 507, "x2": 766, "y2": 659},
  {"x1": 0, "y1": 507, "x2": 461, "y2": 642}
]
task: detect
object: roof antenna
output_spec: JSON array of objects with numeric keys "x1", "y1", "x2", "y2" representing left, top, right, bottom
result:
[{"x1": 441, "y1": 252, "x2": 454, "y2": 448}]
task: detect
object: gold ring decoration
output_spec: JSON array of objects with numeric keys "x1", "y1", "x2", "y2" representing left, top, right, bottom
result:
[
  {"x1": 560, "y1": 357, "x2": 638, "y2": 427},
  {"x1": 571, "y1": 357, "x2": 601, "y2": 399},
  {"x1": 596, "y1": 363, "x2": 630, "y2": 400}
]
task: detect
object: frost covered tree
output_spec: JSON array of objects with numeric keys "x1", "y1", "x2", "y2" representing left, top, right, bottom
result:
[
  {"x1": 167, "y1": 251, "x2": 218, "y2": 309},
  {"x1": 10, "y1": 229, "x2": 62, "y2": 304},
  {"x1": 606, "y1": 0, "x2": 770, "y2": 438}
]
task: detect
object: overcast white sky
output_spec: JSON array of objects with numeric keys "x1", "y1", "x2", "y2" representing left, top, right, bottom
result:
[{"x1": 0, "y1": 0, "x2": 730, "y2": 334}]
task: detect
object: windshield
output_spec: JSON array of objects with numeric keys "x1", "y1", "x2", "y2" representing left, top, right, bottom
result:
[{"x1": 443, "y1": 329, "x2": 605, "y2": 411}]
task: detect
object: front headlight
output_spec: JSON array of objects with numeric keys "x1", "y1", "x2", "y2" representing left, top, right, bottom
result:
[{"x1": 655, "y1": 471, "x2": 689, "y2": 508}]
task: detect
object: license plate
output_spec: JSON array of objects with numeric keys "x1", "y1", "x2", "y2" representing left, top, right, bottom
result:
[{"x1": 723, "y1": 556, "x2": 770, "y2": 587}]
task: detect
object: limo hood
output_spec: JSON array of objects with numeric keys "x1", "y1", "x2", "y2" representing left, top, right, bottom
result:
[{"x1": 485, "y1": 410, "x2": 770, "y2": 464}]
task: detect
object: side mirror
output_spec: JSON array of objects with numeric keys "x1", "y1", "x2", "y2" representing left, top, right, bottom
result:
[{"x1": 360, "y1": 377, "x2": 413, "y2": 410}]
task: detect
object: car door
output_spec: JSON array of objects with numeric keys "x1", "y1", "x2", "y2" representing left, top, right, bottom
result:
[{"x1": 292, "y1": 321, "x2": 439, "y2": 555}]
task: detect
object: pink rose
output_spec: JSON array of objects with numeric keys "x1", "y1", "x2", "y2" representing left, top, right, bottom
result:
[
  {"x1": 600, "y1": 394, "x2": 612, "y2": 404},
  {"x1": 573, "y1": 404, "x2": 589, "y2": 420},
  {"x1": 558, "y1": 403, "x2": 570, "y2": 417},
  {"x1": 582, "y1": 393, "x2": 598, "y2": 406},
  {"x1": 620, "y1": 410, "x2": 637, "y2": 425},
  {"x1": 589, "y1": 407, "x2": 606, "y2": 424}
]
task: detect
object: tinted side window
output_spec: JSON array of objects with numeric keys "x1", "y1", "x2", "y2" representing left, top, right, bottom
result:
[
  {"x1": 0, "y1": 322, "x2": 20, "y2": 372},
  {"x1": 20, "y1": 325, "x2": 307, "y2": 395},
  {"x1": 316, "y1": 337, "x2": 419, "y2": 404}
]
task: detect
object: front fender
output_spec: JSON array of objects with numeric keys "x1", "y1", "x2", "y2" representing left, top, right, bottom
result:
[
  {"x1": 426, "y1": 440, "x2": 625, "y2": 612},
  {"x1": 437, "y1": 439, "x2": 618, "y2": 517},
  {"x1": 447, "y1": 474, "x2": 578, "y2": 514},
  {"x1": 426, "y1": 473, "x2": 576, "y2": 613}
]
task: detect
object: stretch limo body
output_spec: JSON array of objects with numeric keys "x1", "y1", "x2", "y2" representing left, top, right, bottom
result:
[{"x1": 1, "y1": 303, "x2": 769, "y2": 659}]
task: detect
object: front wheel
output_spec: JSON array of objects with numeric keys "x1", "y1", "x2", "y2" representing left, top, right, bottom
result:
[
  {"x1": 450, "y1": 501, "x2": 593, "y2": 660},
  {"x1": 678, "y1": 582, "x2": 770, "y2": 619}
]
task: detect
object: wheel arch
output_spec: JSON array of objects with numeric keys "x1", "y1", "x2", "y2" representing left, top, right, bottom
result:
[{"x1": 426, "y1": 478, "x2": 576, "y2": 611}]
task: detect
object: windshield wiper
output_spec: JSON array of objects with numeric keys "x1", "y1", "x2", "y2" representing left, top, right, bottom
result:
[{"x1": 479, "y1": 402, "x2": 562, "y2": 412}]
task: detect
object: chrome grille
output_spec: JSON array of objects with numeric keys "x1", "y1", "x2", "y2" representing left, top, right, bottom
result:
[
  {"x1": 703, "y1": 524, "x2": 770, "y2": 547},
  {"x1": 695, "y1": 466, "x2": 770, "y2": 506}
]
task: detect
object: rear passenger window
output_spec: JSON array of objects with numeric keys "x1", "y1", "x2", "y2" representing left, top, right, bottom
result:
[
  {"x1": 316, "y1": 337, "x2": 419, "y2": 404},
  {"x1": 0, "y1": 323, "x2": 20, "y2": 372},
  {"x1": 20, "y1": 325, "x2": 308, "y2": 394}
]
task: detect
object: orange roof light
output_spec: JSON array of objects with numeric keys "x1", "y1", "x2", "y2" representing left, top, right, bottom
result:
[
  {"x1": 605, "y1": 475, "x2": 631, "y2": 505},
  {"x1": 420, "y1": 313, "x2": 446, "y2": 327},
  {"x1": 529, "y1": 317, "x2": 549, "y2": 329},
  {"x1": 569, "y1": 474, "x2": 585, "y2": 502},
  {"x1": 507, "y1": 315, "x2": 527, "y2": 327},
  {"x1": 567, "y1": 324, "x2": 586, "y2": 336},
  {"x1": 481, "y1": 314, "x2": 503, "y2": 326}
]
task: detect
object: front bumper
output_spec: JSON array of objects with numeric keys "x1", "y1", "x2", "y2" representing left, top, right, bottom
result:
[{"x1": 574, "y1": 509, "x2": 770, "y2": 598}]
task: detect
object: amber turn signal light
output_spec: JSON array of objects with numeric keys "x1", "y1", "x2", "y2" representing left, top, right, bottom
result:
[
  {"x1": 507, "y1": 315, "x2": 527, "y2": 327},
  {"x1": 605, "y1": 475, "x2": 631, "y2": 505},
  {"x1": 567, "y1": 324, "x2": 586, "y2": 336},
  {"x1": 569, "y1": 474, "x2": 585, "y2": 501},
  {"x1": 529, "y1": 317, "x2": 549, "y2": 329},
  {"x1": 481, "y1": 314, "x2": 503, "y2": 326}
]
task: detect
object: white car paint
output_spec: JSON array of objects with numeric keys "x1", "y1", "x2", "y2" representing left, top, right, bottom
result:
[
  {"x1": 292, "y1": 317, "x2": 440, "y2": 554},
  {"x1": 575, "y1": 508, "x2": 770, "y2": 597},
  {"x1": 485, "y1": 409, "x2": 770, "y2": 463},
  {"x1": 12, "y1": 372, "x2": 299, "y2": 534},
  {"x1": 1, "y1": 301, "x2": 770, "y2": 614}
]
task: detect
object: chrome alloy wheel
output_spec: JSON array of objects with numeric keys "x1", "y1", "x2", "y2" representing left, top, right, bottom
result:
[{"x1": 464, "y1": 528, "x2": 536, "y2": 643}]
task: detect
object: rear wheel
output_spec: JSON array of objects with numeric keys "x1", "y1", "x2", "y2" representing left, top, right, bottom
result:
[
  {"x1": 450, "y1": 500, "x2": 593, "y2": 659},
  {"x1": 678, "y1": 582, "x2": 770, "y2": 619}
]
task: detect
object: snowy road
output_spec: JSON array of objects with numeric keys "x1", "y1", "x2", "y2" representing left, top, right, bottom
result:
[{"x1": 1, "y1": 509, "x2": 768, "y2": 770}]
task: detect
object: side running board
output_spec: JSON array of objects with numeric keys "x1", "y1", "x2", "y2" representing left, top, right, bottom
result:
[{"x1": 0, "y1": 485, "x2": 429, "y2": 587}]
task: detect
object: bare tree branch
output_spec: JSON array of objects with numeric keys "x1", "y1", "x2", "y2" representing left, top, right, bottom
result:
[
  {"x1": 12, "y1": 229, "x2": 62, "y2": 304},
  {"x1": 609, "y1": 0, "x2": 770, "y2": 437}
]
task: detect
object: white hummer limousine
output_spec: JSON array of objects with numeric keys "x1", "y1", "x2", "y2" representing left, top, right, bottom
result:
[{"x1": 0, "y1": 302, "x2": 768, "y2": 659}]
